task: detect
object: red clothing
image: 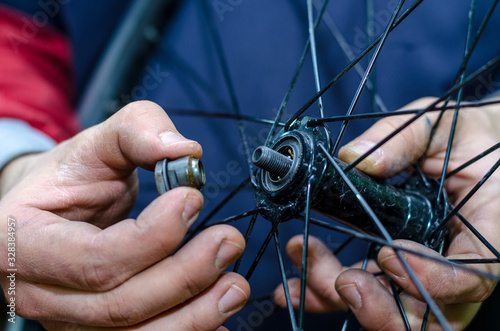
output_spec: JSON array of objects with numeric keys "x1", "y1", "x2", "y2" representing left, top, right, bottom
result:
[{"x1": 0, "y1": 4, "x2": 79, "y2": 142}]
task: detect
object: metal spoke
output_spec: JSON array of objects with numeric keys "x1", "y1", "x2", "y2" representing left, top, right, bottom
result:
[
  {"x1": 455, "y1": 212, "x2": 500, "y2": 260},
  {"x1": 245, "y1": 221, "x2": 281, "y2": 281},
  {"x1": 312, "y1": 0, "x2": 389, "y2": 113},
  {"x1": 274, "y1": 229, "x2": 300, "y2": 331},
  {"x1": 388, "y1": 278, "x2": 412, "y2": 331},
  {"x1": 233, "y1": 213, "x2": 258, "y2": 273},
  {"x1": 167, "y1": 108, "x2": 286, "y2": 126},
  {"x1": 319, "y1": 143, "x2": 453, "y2": 331},
  {"x1": 186, "y1": 177, "x2": 251, "y2": 239},
  {"x1": 436, "y1": 0, "x2": 476, "y2": 203},
  {"x1": 304, "y1": 216, "x2": 500, "y2": 282},
  {"x1": 342, "y1": 54, "x2": 500, "y2": 174},
  {"x1": 299, "y1": 177, "x2": 314, "y2": 329},
  {"x1": 285, "y1": 0, "x2": 425, "y2": 128},
  {"x1": 159, "y1": 46, "x2": 231, "y2": 112},
  {"x1": 200, "y1": 0, "x2": 256, "y2": 184},
  {"x1": 217, "y1": 208, "x2": 263, "y2": 225},
  {"x1": 307, "y1": 99, "x2": 500, "y2": 125},
  {"x1": 446, "y1": 142, "x2": 500, "y2": 178},
  {"x1": 333, "y1": 235, "x2": 355, "y2": 255},
  {"x1": 332, "y1": 0, "x2": 406, "y2": 155},
  {"x1": 420, "y1": 305, "x2": 431, "y2": 331},
  {"x1": 265, "y1": 0, "x2": 332, "y2": 145},
  {"x1": 307, "y1": 0, "x2": 325, "y2": 118},
  {"x1": 432, "y1": 158, "x2": 500, "y2": 236}
]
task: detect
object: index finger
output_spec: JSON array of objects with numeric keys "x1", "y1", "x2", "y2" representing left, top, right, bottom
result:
[{"x1": 10, "y1": 186, "x2": 203, "y2": 291}]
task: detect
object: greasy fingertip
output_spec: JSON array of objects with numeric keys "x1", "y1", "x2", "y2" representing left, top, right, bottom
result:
[
  {"x1": 338, "y1": 140, "x2": 385, "y2": 176},
  {"x1": 379, "y1": 252, "x2": 408, "y2": 280}
]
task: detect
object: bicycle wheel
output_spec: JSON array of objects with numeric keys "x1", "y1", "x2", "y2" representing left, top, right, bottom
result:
[{"x1": 105, "y1": 0, "x2": 500, "y2": 330}]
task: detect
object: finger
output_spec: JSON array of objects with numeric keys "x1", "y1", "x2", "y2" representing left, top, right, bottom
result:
[
  {"x1": 12, "y1": 186, "x2": 203, "y2": 291},
  {"x1": 336, "y1": 268, "x2": 483, "y2": 330},
  {"x1": 274, "y1": 277, "x2": 342, "y2": 313},
  {"x1": 338, "y1": 97, "x2": 441, "y2": 178},
  {"x1": 378, "y1": 240, "x2": 497, "y2": 305},
  {"x1": 273, "y1": 235, "x2": 349, "y2": 312},
  {"x1": 64, "y1": 100, "x2": 202, "y2": 177},
  {"x1": 42, "y1": 273, "x2": 249, "y2": 331},
  {"x1": 17, "y1": 225, "x2": 246, "y2": 327},
  {"x1": 145, "y1": 273, "x2": 249, "y2": 330},
  {"x1": 335, "y1": 269, "x2": 422, "y2": 331}
]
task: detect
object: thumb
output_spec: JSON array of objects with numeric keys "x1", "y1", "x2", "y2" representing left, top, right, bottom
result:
[{"x1": 338, "y1": 97, "x2": 437, "y2": 178}]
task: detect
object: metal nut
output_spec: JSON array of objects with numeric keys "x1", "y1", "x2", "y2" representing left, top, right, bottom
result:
[{"x1": 155, "y1": 156, "x2": 206, "y2": 194}]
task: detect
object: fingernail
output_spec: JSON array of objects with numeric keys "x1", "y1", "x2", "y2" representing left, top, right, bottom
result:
[
  {"x1": 216, "y1": 240, "x2": 244, "y2": 269},
  {"x1": 380, "y1": 254, "x2": 408, "y2": 279},
  {"x1": 182, "y1": 194, "x2": 202, "y2": 227},
  {"x1": 159, "y1": 131, "x2": 191, "y2": 146},
  {"x1": 218, "y1": 284, "x2": 248, "y2": 314},
  {"x1": 337, "y1": 284, "x2": 362, "y2": 310},
  {"x1": 341, "y1": 141, "x2": 381, "y2": 166}
]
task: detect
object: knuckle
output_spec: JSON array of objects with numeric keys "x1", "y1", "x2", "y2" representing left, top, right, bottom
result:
[
  {"x1": 104, "y1": 290, "x2": 144, "y2": 326},
  {"x1": 82, "y1": 262, "x2": 121, "y2": 291},
  {"x1": 468, "y1": 279, "x2": 496, "y2": 303},
  {"x1": 180, "y1": 270, "x2": 207, "y2": 298},
  {"x1": 81, "y1": 239, "x2": 123, "y2": 291}
]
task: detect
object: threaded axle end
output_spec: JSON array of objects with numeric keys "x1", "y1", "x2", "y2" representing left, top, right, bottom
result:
[{"x1": 252, "y1": 146, "x2": 293, "y2": 178}]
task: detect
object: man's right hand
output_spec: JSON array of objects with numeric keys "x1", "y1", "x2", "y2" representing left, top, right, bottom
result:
[{"x1": 0, "y1": 101, "x2": 250, "y2": 330}]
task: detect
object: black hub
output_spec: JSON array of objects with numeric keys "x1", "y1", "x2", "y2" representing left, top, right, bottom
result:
[{"x1": 252, "y1": 116, "x2": 450, "y2": 249}]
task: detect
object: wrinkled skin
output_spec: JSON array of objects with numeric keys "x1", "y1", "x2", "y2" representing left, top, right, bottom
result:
[{"x1": 0, "y1": 101, "x2": 250, "y2": 330}]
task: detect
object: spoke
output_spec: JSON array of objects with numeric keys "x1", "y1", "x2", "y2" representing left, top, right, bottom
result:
[
  {"x1": 319, "y1": 143, "x2": 453, "y2": 331},
  {"x1": 388, "y1": 278, "x2": 412, "y2": 331},
  {"x1": 217, "y1": 208, "x2": 262, "y2": 225},
  {"x1": 450, "y1": 0, "x2": 499, "y2": 87},
  {"x1": 233, "y1": 213, "x2": 258, "y2": 273},
  {"x1": 455, "y1": 212, "x2": 500, "y2": 260},
  {"x1": 299, "y1": 177, "x2": 314, "y2": 329},
  {"x1": 450, "y1": 258, "x2": 500, "y2": 264},
  {"x1": 436, "y1": 0, "x2": 476, "y2": 203},
  {"x1": 274, "y1": 229, "x2": 299, "y2": 331},
  {"x1": 341, "y1": 243, "x2": 374, "y2": 331},
  {"x1": 307, "y1": 0, "x2": 325, "y2": 118},
  {"x1": 265, "y1": 0, "x2": 331, "y2": 145},
  {"x1": 285, "y1": 0, "x2": 425, "y2": 128},
  {"x1": 420, "y1": 305, "x2": 431, "y2": 331},
  {"x1": 200, "y1": 0, "x2": 256, "y2": 185},
  {"x1": 245, "y1": 221, "x2": 281, "y2": 281},
  {"x1": 422, "y1": 0, "x2": 498, "y2": 168},
  {"x1": 446, "y1": 142, "x2": 500, "y2": 178},
  {"x1": 159, "y1": 46, "x2": 231, "y2": 112},
  {"x1": 332, "y1": 0, "x2": 406, "y2": 155},
  {"x1": 312, "y1": 0, "x2": 388, "y2": 113},
  {"x1": 167, "y1": 108, "x2": 286, "y2": 126},
  {"x1": 433, "y1": 158, "x2": 500, "y2": 235},
  {"x1": 186, "y1": 177, "x2": 251, "y2": 239},
  {"x1": 333, "y1": 235, "x2": 355, "y2": 255},
  {"x1": 307, "y1": 99, "x2": 500, "y2": 124},
  {"x1": 342, "y1": 54, "x2": 500, "y2": 174},
  {"x1": 366, "y1": 0, "x2": 379, "y2": 114},
  {"x1": 305, "y1": 216, "x2": 500, "y2": 282}
]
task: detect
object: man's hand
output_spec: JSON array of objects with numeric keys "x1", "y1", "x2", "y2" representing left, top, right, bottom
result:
[
  {"x1": 274, "y1": 97, "x2": 500, "y2": 330},
  {"x1": 0, "y1": 101, "x2": 250, "y2": 330}
]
